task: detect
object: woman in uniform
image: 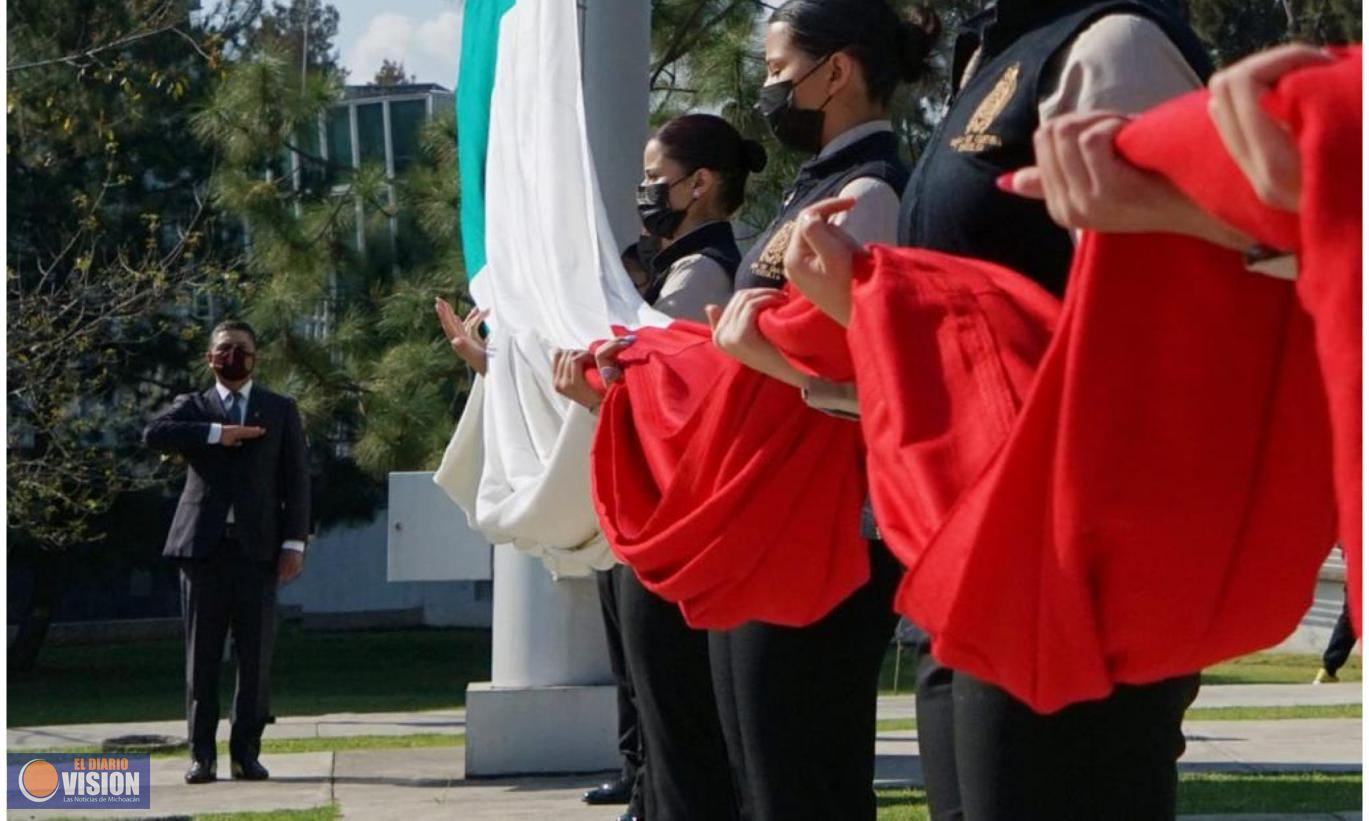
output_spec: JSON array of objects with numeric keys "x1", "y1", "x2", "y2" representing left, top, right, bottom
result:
[
  {"x1": 555, "y1": 112, "x2": 766, "y2": 821},
  {"x1": 781, "y1": 2, "x2": 1222, "y2": 818},
  {"x1": 697, "y1": 2, "x2": 939, "y2": 819}
]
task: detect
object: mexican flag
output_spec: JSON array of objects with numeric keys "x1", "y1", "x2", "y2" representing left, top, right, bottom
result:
[{"x1": 435, "y1": 0, "x2": 664, "y2": 577}]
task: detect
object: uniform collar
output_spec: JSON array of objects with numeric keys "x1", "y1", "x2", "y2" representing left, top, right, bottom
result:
[
  {"x1": 817, "y1": 120, "x2": 894, "y2": 161},
  {"x1": 650, "y1": 220, "x2": 734, "y2": 278}
]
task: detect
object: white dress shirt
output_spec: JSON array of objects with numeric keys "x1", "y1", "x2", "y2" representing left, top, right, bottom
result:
[{"x1": 206, "y1": 380, "x2": 305, "y2": 554}]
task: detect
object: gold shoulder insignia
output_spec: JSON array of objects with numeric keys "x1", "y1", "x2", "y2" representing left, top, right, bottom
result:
[
  {"x1": 950, "y1": 62, "x2": 1021, "y2": 153},
  {"x1": 749, "y1": 221, "x2": 796, "y2": 281}
]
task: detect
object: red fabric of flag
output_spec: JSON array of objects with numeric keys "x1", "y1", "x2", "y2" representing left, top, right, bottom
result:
[
  {"x1": 880, "y1": 50, "x2": 1358, "y2": 713},
  {"x1": 587, "y1": 292, "x2": 871, "y2": 629}
]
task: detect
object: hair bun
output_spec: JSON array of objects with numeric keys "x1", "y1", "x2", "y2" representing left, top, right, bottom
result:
[
  {"x1": 741, "y1": 138, "x2": 768, "y2": 174},
  {"x1": 897, "y1": 4, "x2": 941, "y2": 81}
]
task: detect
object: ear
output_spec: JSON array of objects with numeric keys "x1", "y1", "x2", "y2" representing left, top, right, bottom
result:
[
  {"x1": 691, "y1": 168, "x2": 718, "y2": 200},
  {"x1": 826, "y1": 51, "x2": 857, "y2": 99}
]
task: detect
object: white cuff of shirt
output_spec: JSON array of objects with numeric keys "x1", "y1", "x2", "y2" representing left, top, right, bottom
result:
[
  {"x1": 207, "y1": 423, "x2": 223, "y2": 445},
  {"x1": 282, "y1": 541, "x2": 306, "y2": 553}
]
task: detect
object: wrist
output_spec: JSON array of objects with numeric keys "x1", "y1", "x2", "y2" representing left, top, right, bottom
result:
[
  {"x1": 1167, "y1": 192, "x2": 1252, "y2": 251},
  {"x1": 831, "y1": 299, "x2": 852, "y2": 327}
]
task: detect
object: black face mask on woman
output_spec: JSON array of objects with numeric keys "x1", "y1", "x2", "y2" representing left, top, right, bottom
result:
[
  {"x1": 756, "y1": 54, "x2": 834, "y2": 156},
  {"x1": 636, "y1": 173, "x2": 697, "y2": 240}
]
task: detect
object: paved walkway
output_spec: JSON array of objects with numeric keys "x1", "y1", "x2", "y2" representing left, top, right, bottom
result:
[
  {"x1": 8, "y1": 709, "x2": 466, "y2": 753},
  {"x1": 7, "y1": 684, "x2": 1360, "y2": 820}
]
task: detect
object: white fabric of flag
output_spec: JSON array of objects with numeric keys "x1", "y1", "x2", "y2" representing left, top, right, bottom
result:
[{"x1": 435, "y1": 0, "x2": 667, "y2": 577}]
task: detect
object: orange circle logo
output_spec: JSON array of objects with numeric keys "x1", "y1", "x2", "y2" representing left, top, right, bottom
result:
[{"x1": 18, "y1": 759, "x2": 59, "y2": 802}]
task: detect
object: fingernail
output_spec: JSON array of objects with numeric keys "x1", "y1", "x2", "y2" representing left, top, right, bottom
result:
[
  {"x1": 622, "y1": 335, "x2": 637, "y2": 345},
  {"x1": 996, "y1": 172, "x2": 1016, "y2": 192}
]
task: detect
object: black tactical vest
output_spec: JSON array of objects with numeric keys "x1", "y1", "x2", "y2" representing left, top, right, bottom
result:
[
  {"x1": 897, "y1": 0, "x2": 1214, "y2": 298},
  {"x1": 644, "y1": 220, "x2": 742, "y2": 306},
  {"x1": 737, "y1": 129, "x2": 909, "y2": 291}
]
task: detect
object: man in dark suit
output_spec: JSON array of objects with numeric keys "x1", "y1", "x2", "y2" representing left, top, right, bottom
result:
[{"x1": 144, "y1": 319, "x2": 310, "y2": 785}]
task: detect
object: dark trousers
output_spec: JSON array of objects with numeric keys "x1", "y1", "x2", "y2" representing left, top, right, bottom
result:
[
  {"x1": 918, "y1": 663, "x2": 1199, "y2": 821},
  {"x1": 180, "y1": 537, "x2": 279, "y2": 763},
  {"x1": 1323, "y1": 598, "x2": 1358, "y2": 674},
  {"x1": 910, "y1": 632, "x2": 960, "y2": 821},
  {"x1": 596, "y1": 566, "x2": 644, "y2": 815},
  {"x1": 708, "y1": 540, "x2": 903, "y2": 821},
  {"x1": 619, "y1": 566, "x2": 737, "y2": 821}
]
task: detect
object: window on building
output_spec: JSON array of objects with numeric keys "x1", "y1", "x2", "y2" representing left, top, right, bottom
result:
[
  {"x1": 296, "y1": 119, "x2": 325, "y2": 191},
  {"x1": 356, "y1": 103, "x2": 386, "y2": 169},
  {"x1": 326, "y1": 106, "x2": 354, "y2": 183},
  {"x1": 266, "y1": 144, "x2": 290, "y2": 183},
  {"x1": 389, "y1": 99, "x2": 427, "y2": 174}
]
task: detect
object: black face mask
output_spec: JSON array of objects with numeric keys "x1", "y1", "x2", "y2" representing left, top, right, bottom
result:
[
  {"x1": 756, "y1": 55, "x2": 834, "y2": 155},
  {"x1": 636, "y1": 173, "x2": 696, "y2": 240},
  {"x1": 210, "y1": 345, "x2": 255, "y2": 382}
]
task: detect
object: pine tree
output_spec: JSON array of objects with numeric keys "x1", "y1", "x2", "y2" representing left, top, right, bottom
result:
[
  {"x1": 7, "y1": 0, "x2": 261, "y2": 670},
  {"x1": 1188, "y1": 0, "x2": 1360, "y2": 64},
  {"x1": 194, "y1": 54, "x2": 471, "y2": 527},
  {"x1": 251, "y1": 0, "x2": 344, "y2": 75},
  {"x1": 373, "y1": 59, "x2": 415, "y2": 86}
]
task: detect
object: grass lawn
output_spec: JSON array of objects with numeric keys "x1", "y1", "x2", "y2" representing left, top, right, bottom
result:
[
  {"x1": 8, "y1": 627, "x2": 490, "y2": 726},
  {"x1": 1187, "y1": 703, "x2": 1362, "y2": 721},
  {"x1": 873, "y1": 773, "x2": 1363, "y2": 819},
  {"x1": 9, "y1": 625, "x2": 1358, "y2": 727},
  {"x1": 196, "y1": 808, "x2": 340, "y2": 821},
  {"x1": 53, "y1": 809, "x2": 341, "y2": 821},
  {"x1": 876, "y1": 703, "x2": 1362, "y2": 732},
  {"x1": 1201, "y1": 652, "x2": 1361, "y2": 685},
  {"x1": 1179, "y1": 772, "x2": 1362, "y2": 814}
]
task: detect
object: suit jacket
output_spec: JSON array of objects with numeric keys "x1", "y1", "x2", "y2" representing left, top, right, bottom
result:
[{"x1": 144, "y1": 384, "x2": 311, "y2": 561}]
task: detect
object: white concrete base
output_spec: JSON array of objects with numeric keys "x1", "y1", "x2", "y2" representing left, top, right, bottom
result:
[{"x1": 464, "y1": 681, "x2": 619, "y2": 777}]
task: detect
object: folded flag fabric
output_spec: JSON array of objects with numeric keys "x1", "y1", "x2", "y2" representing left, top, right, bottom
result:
[
  {"x1": 885, "y1": 48, "x2": 1358, "y2": 714},
  {"x1": 588, "y1": 292, "x2": 872, "y2": 629},
  {"x1": 1143, "y1": 47, "x2": 1362, "y2": 632},
  {"x1": 846, "y1": 244, "x2": 1060, "y2": 599},
  {"x1": 588, "y1": 259, "x2": 1063, "y2": 631}
]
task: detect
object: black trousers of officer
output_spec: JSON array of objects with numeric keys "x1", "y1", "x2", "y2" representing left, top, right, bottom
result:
[
  {"x1": 1323, "y1": 597, "x2": 1358, "y2": 675},
  {"x1": 917, "y1": 653, "x2": 1199, "y2": 821},
  {"x1": 180, "y1": 531, "x2": 278, "y2": 763},
  {"x1": 619, "y1": 565, "x2": 738, "y2": 821},
  {"x1": 709, "y1": 540, "x2": 903, "y2": 821},
  {"x1": 596, "y1": 565, "x2": 644, "y2": 815}
]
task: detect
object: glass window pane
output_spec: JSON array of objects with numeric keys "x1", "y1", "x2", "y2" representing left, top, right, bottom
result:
[
  {"x1": 295, "y1": 121, "x2": 323, "y2": 189},
  {"x1": 390, "y1": 100, "x2": 426, "y2": 174},
  {"x1": 326, "y1": 106, "x2": 353, "y2": 180},
  {"x1": 267, "y1": 145, "x2": 289, "y2": 182},
  {"x1": 356, "y1": 103, "x2": 386, "y2": 168}
]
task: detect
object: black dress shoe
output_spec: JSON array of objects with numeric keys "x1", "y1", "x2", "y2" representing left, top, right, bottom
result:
[
  {"x1": 614, "y1": 814, "x2": 641, "y2": 821},
  {"x1": 184, "y1": 759, "x2": 217, "y2": 784},
  {"x1": 582, "y1": 777, "x2": 633, "y2": 805},
  {"x1": 230, "y1": 758, "x2": 270, "y2": 781}
]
